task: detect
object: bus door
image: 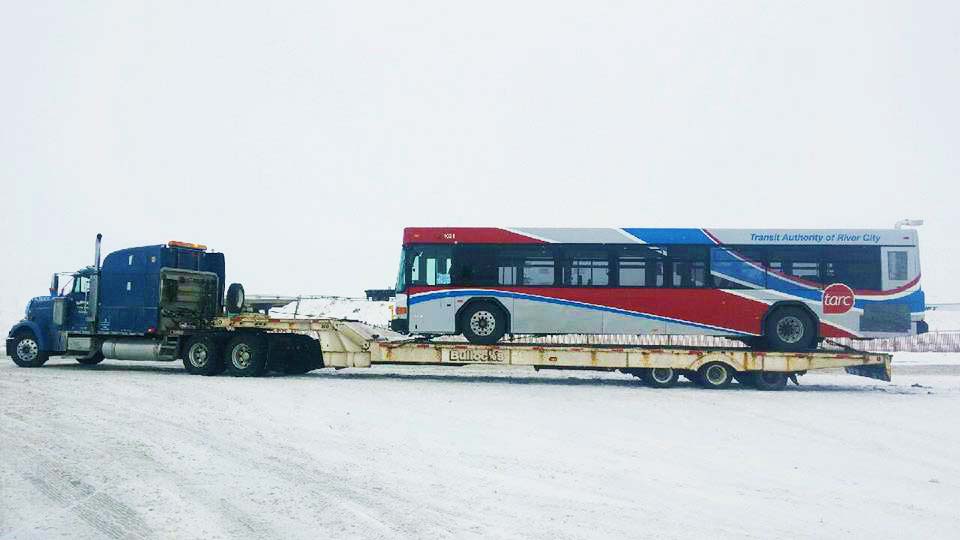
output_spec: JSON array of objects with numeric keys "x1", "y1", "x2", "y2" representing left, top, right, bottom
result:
[{"x1": 407, "y1": 245, "x2": 455, "y2": 333}]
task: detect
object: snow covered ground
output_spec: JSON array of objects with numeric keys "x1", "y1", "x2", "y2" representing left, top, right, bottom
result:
[
  {"x1": 2, "y1": 355, "x2": 959, "y2": 539},
  {"x1": 269, "y1": 296, "x2": 392, "y2": 328}
]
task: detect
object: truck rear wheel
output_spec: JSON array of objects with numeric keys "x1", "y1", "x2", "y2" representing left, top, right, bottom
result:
[
  {"x1": 183, "y1": 335, "x2": 224, "y2": 376},
  {"x1": 10, "y1": 332, "x2": 48, "y2": 368},
  {"x1": 224, "y1": 334, "x2": 269, "y2": 377},
  {"x1": 76, "y1": 351, "x2": 104, "y2": 365}
]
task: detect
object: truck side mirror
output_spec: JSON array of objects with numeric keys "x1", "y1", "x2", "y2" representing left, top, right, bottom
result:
[{"x1": 49, "y1": 274, "x2": 59, "y2": 296}]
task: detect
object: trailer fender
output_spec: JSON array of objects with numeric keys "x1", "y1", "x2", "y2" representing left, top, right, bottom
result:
[
  {"x1": 686, "y1": 352, "x2": 745, "y2": 373},
  {"x1": 8, "y1": 321, "x2": 48, "y2": 351}
]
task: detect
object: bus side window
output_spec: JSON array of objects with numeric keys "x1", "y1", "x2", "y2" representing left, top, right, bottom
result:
[
  {"x1": 616, "y1": 245, "x2": 665, "y2": 287},
  {"x1": 562, "y1": 249, "x2": 609, "y2": 286}
]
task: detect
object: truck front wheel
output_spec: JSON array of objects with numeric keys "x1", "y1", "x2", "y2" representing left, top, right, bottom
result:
[
  {"x1": 224, "y1": 334, "x2": 269, "y2": 377},
  {"x1": 183, "y1": 335, "x2": 224, "y2": 376},
  {"x1": 10, "y1": 332, "x2": 48, "y2": 368}
]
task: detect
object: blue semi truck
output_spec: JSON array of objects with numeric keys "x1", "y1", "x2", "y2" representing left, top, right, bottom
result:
[{"x1": 5, "y1": 235, "x2": 321, "y2": 376}]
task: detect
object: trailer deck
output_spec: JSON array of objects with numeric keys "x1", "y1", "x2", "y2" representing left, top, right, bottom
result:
[{"x1": 212, "y1": 314, "x2": 892, "y2": 386}]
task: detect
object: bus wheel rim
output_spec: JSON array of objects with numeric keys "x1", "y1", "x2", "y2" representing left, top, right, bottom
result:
[
  {"x1": 776, "y1": 316, "x2": 804, "y2": 344},
  {"x1": 470, "y1": 311, "x2": 496, "y2": 336},
  {"x1": 232, "y1": 344, "x2": 252, "y2": 369},
  {"x1": 17, "y1": 339, "x2": 38, "y2": 362},
  {"x1": 188, "y1": 343, "x2": 209, "y2": 367},
  {"x1": 651, "y1": 368, "x2": 673, "y2": 383}
]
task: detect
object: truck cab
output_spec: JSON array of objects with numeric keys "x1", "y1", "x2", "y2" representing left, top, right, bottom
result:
[{"x1": 6, "y1": 238, "x2": 226, "y2": 367}]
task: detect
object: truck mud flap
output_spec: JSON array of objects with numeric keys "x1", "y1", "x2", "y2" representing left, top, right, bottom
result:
[{"x1": 845, "y1": 362, "x2": 891, "y2": 382}]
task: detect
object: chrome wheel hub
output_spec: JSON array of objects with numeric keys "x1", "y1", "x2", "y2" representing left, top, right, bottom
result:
[
  {"x1": 704, "y1": 365, "x2": 728, "y2": 385},
  {"x1": 232, "y1": 344, "x2": 252, "y2": 369},
  {"x1": 469, "y1": 311, "x2": 497, "y2": 337},
  {"x1": 16, "y1": 339, "x2": 38, "y2": 362},
  {"x1": 776, "y1": 316, "x2": 804, "y2": 344},
  {"x1": 188, "y1": 342, "x2": 209, "y2": 367},
  {"x1": 650, "y1": 368, "x2": 673, "y2": 383}
]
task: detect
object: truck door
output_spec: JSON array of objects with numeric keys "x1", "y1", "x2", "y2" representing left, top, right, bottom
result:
[{"x1": 64, "y1": 274, "x2": 93, "y2": 332}]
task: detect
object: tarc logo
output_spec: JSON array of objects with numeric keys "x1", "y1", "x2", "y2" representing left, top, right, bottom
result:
[{"x1": 822, "y1": 283, "x2": 855, "y2": 314}]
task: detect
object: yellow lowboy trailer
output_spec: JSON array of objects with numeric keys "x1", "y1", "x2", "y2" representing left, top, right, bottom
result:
[{"x1": 212, "y1": 314, "x2": 892, "y2": 390}]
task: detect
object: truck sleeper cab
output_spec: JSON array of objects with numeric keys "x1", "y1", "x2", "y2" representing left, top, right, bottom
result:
[{"x1": 6, "y1": 237, "x2": 322, "y2": 376}]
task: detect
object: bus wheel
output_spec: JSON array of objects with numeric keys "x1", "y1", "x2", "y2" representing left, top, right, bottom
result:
[
  {"x1": 183, "y1": 335, "x2": 224, "y2": 376},
  {"x1": 753, "y1": 372, "x2": 788, "y2": 391},
  {"x1": 764, "y1": 307, "x2": 816, "y2": 352},
  {"x1": 461, "y1": 303, "x2": 506, "y2": 345},
  {"x1": 640, "y1": 368, "x2": 679, "y2": 388},
  {"x1": 10, "y1": 332, "x2": 48, "y2": 368},
  {"x1": 224, "y1": 334, "x2": 269, "y2": 377},
  {"x1": 697, "y1": 362, "x2": 734, "y2": 389}
]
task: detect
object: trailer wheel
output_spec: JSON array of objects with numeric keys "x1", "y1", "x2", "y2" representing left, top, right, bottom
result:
[
  {"x1": 640, "y1": 367, "x2": 679, "y2": 388},
  {"x1": 224, "y1": 334, "x2": 269, "y2": 377},
  {"x1": 696, "y1": 362, "x2": 734, "y2": 389},
  {"x1": 753, "y1": 371, "x2": 788, "y2": 391},
  {"x1": 76, "y1": 351, "x2": 104, "y2": 365},
  {"x1": 764, "y1": 307, "x2": 816, "y2": 352},
  {"x1": 183, "y1": 335, "x2": 224, "y2": 376},
  {"x1": 10, "y1": 332, "x2": 48, "y2": 368},
  {"x1": 460, "y1": 302, "x2": 507, "y2": 345}
]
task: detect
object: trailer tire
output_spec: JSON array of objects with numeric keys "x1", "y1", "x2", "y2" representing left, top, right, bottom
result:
[
  {"x1": 764, "y1": 306, "x2": 816, "y2": 352},
  {"x1": 460, "y1": 302, "x2": 507, "y2": 345},
  {"x1": 697, "y1": 362, "x2": 734, "y2": 389},
  {"x1": 183, "y1": 335, "x2": 224, "y2": 376},
  {"x1": 10, "y1": 332, "x2": 48, "y2": 368},
  {"x1": 76, "y1": 351, "x2": 104, "y2": 365},
  {"x1": 753, "y1": 371, "x2": 789, "y2": 391},
  {"x1": 225, "y1": 283, "x2": 245, "y2": 314},
  {"x1": 640, "y1": 367, "x2": 679, "y2": 388},
  {"x1": 224, "y1": 333, "x2": 269, "y2": 377}
]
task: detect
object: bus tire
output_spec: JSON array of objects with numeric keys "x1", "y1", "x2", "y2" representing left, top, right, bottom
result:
[
  {"x1": 183, "y1": 335, "x2": 223, "y2": 376},
  {"x1": 10, "y1": 331, "x2": 48, "y2": 368},
  {"x1": 753, "y1": 371, "x2": 788, "y2": 391},
  {"x1": 460, "y1": 302, "x2": 507, "y2": 345},
  {"x1": 764, "y1": 306, "x2": 816, "y2": 352},
  {"x1": 697, "y1": 362, "x2": 734, "y2": 389},
  {"x1": 225, "y1": 283, "x2": 245, "y2": 314},
  {"x1": 640, "y1": 367, "x2": 679, "y2": 388},
  {"x1": 224, "y1": 333, "x2": 269, "y2": 377}
]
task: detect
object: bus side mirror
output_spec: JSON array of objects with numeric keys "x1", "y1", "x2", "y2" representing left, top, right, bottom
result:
[{"x1": 49, "y1": 274, "x2": 59, "y2": 296}]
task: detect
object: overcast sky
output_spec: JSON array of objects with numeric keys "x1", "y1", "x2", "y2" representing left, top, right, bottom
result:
[{"x1": 2, "y1": 1, "x2": 958, "y2": 331}]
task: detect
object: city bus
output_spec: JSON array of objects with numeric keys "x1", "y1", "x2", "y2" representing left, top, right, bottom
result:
[{"x1": 389, "y1": 227, "x2": 926, "y2": 351}]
